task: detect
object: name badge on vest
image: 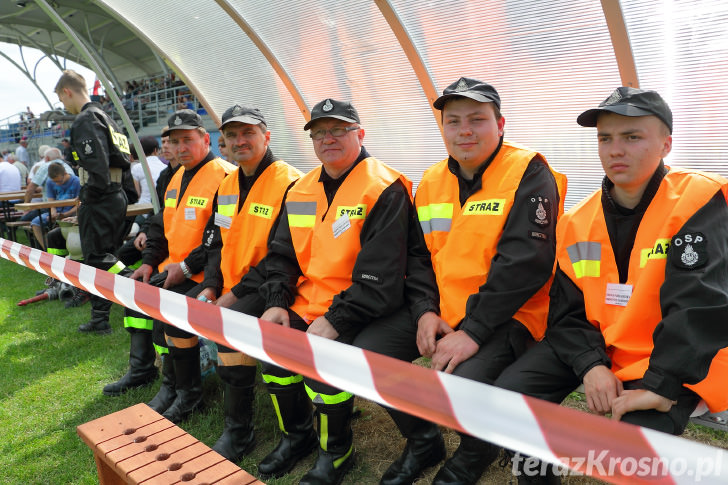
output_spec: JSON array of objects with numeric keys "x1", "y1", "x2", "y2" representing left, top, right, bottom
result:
[
  {"x1": 214, "y1": 212, "x2": 232, "y2": 229},
  {"x1": 605, "y1": 283, "x2": 632, "y2": 307},
  {"x1": 332, "y1": 213, "x2": 351, "y2": 238},
  {"x1": 185, "y1": 207, "x2": 196, "y2": 220}
]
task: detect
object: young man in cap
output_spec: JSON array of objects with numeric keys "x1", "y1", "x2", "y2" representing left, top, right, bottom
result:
[
  {"x1": 494, "y1": 87, "x2": 728, "y2": 483},
  {"x1": 103, "y1": 110, "x2": 235, "y2": 424},
  {"x1": 55, "y1": 69, "x2": 138, "y2": 334},
  {"x1": 188, "y1": 105, "x2": 301, "y2": 461},
  {"x1": 238, "y1": 98, "x2": 416, "y2": 485},
  {"x1": 395, "y1": 77, "x2": 566, "y2": 485}
]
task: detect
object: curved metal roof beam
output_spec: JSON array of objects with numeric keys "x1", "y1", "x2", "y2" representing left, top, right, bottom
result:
[
  {"x1": 93, "y1": 1, "x2": 218, "y2": 125},
  {"x1": 600, "y1": 0, "x2": 639, "y2": 88},
  {"x1": 374, "y1": 0, "x2": 442, "y2": 135},
  {"x1": 0, "y1": 49, "x2": 54, "y2": 109},
  {"x1": 33, "y1": 0, "x2": 160, "y2": 214},
  {"x1": 5, "y1": 24, "x2": 64, "y2": 69},
  {"x1": 214, "y1": 0, "x2": 311, "y2": 122}
]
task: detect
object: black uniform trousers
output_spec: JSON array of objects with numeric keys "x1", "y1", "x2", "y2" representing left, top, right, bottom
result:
[
  {"x1": 260, "y1": 306, "x2": 418, "y2": 396},
  {"x1": 449, "y1": 319, "x2": 535, "y2": 384},
  {"x1": 494, "y1": 339, "x2": 701, "y2": 435},
  {"x1": 78, "y1": 186, "x2": 128, "y2": 314}
]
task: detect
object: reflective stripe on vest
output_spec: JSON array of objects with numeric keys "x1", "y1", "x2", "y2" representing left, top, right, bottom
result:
[
  {"x1": 217, "y1": 194, "x2": 238, "y2": 216},
  {"x1": 216, "y1": 161, "x2": 302, "y2": 294},
  {"x1": 48, "y1": 248, "x2": 69, "y2": 256},
  {"x1": 566, "y1": 241, "x2": 601, "y2": 278},
  {"x1": 158, "y1": 157, "x2": 235, "y2": 282},
  {"x1": 287, "y1": 158, "x2": 412, "y2": 322},
  {"x1": 287, "y1": 201, "x2": 317, "y2": 227},
  {"x1": 415, "y1": 142, "x2": 566, "y2": 339},
  {"x1": 557, "y1": 168, "x2": 728, "y2": 411},
  {"x1": 417, "y1": 203, "x2": 453, "y2": 234},
  {"x1": 164, "y1": 188, "x2": 177, "y2": 208}
]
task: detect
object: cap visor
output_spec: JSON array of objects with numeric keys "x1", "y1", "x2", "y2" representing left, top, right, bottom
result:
[
  {"x1": 433, "y1": 92, "x2": 495, "y2": 110},
  {"x1": 303, "y1": 115, "x2": 358, "y2": 131},
  {"x1": 161, "y1": 124, "x2": 200, "y2": 136},
  {"x1": 577, "y1": 105, "x2": 656, "y2": 127},
  {"x1": 220, "y1": 116, "x2": 263, "y2": 129}
]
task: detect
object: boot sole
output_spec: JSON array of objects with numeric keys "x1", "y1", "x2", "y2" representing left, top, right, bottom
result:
[
  {"x1": 258, "y1": 439, "x2": 318, "y2": 479},
  {"x1": 102, "y1": 374, "x2": 159, "y2": 396},
  {"x1": 78, "y1": 327, "x2": 112, "y2": 335}
]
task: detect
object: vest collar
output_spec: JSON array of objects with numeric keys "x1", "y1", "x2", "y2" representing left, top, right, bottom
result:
[{"x1": 602, "y1": 160, "x2": 667, "y2": 215}]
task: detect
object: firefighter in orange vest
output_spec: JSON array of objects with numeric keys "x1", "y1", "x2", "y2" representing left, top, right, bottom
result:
[
  {"x1": 397, "y1": 78, "x2": 566, "y2": 485},
  {"x1": 121, "y1": 110, "x2": 235, "y2": 424},
  {"x1": 239, "y1": 99, "x2": 418, "y2": 485},
  {"x1": 495, "y1": 88, "x2": 728, "y2": 483},
  {"x1": 187, "y1": 105, "x2": 301, "y2": 461}
]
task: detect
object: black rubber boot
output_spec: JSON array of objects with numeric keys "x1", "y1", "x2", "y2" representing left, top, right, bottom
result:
[
  {"x1": 433, "y1": 434, "x2": 500, "y2": 485},
  {"x1": 147, "y1": 353, "x2": 176, "y2": 414},
  {"x1": 258, "y1": 382, "x2": 317, "y2": 479},
  {"x1": 212, "y1": 365, "x2": 256, "y2": 462},
  {"x1": 380, "y1": 412, "x2": 445, "y2": 485},
  {"x1": 299, "y1": 398, "x2": 355, "y2": 485},
  {"x1": 102, "y1": 331, "x2": 158, "y2": 396},
  {"x1": 162, "y1": 345, "x2": 203, "y2": 423},
  {"x1": 79, "y1": 296, "x2": 112, "y2": 334}
]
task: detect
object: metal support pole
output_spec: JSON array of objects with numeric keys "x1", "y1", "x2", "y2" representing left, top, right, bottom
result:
[{"x1": 33, "y1": 0, "x2": 160, "y2": 214}]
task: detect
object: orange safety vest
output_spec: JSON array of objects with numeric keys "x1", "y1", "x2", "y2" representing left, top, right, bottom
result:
[
  {"x1": 216, "y1": 161, "x2": 302, "y2": 294},
  {"x1": 416, "y1": 141, "x2": 566, "y2": 339},
  {"x1": 159, "y1": 157, "x2": 235, "y2": 281},
  {"x1": 558, "y1": 168, "x2": 728, "y2": 411},
  {"x1": 286, "y1": 157, "x2": 412, "y2": 322}
]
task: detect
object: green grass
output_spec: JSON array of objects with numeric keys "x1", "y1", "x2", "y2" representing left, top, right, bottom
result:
[{"x1": 1, "y1": 233, "x2": 727, "y2": 484}]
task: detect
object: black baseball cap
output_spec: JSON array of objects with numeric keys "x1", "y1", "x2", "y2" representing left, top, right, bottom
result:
[
  {"x1": 303, "y1": 98, "x2": 360, "y2": 131},
  {"x1": 577, "y1": 87, "x2": 673, "y2": 133},
  {"x1": 162, "y1": 109, "x2": 204, "y2": 136},
  {"x1": 220, "y1": 105, "x2": 267, "y2": 130},
  {"x1": 433, "y1": 77, "x2": 501, "y2": 110}
]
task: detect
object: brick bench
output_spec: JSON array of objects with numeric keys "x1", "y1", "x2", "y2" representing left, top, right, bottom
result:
[{"x1": 77, "y1": 403, "x2": 264, "y2": 485}]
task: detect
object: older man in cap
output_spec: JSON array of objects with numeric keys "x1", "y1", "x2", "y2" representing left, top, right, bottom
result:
[
  {"x1": 234, "y1": 98, "x2": 419, "y2": 485},
  {"x1": 103, "y1": 110, "x2": 235, "y2": 425},
  {"x1": 186, "y1": 104, "x2": 302, "y2": 461},
  {"x1": 493, "y1": 87, "x2": 728, "y2": 483}
]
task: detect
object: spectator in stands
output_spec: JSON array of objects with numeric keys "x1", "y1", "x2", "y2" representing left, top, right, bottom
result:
[
  {"x1": 23, "y1": 147, "x2": 74, "y2": 203},
  {"x1": 178, "y1": 95, "x2": 194, "y2": 111},
  {"x1": 15, "y1": 137, "x2": 29, "y2": 166},
  {"x1": 60, "y1": 138, "x2": 74, "y2": 166},
  {"x1": 28, "y1": 145, "x2": 51, "y2": 187},
  {"x1": 30, "y1": 162, "x2": 80, "y2": 250},
  {"x1": 130, "y1": 136, "x2": 166, "y2": 205},
  {"x1": 0, "y1": 153, "x2": 21, "y2": 192},
  {"x1": 7, "y1": 153, "x2": 28, "y2": 186}
]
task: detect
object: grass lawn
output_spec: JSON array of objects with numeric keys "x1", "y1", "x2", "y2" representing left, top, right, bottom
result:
[{"x1": 1, "y1": 233, "x2": 727, "y2": 484}]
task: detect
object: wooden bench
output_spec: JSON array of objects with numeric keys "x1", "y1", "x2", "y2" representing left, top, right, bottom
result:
[
  {"x1": 77, "y1": 403, "x2": 264, "y2": 485},
  {"x1": 5, "y1": 220, "x2": 31, "y2": 242}
]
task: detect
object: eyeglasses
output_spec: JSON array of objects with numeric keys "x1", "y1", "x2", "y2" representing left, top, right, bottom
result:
[{"x1": 309, "y1": 126, "x2": 359, "y2": 140}]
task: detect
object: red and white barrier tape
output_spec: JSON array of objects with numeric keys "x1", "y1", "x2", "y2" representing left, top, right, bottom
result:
[{"x1": 2, "y1": 237, "x2": 726, "y2": 484}]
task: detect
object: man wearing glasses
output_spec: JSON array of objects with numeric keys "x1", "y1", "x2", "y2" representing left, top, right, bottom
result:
[{"x1": 242, "y1": 98, "x2": 416, "y2": 485}]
